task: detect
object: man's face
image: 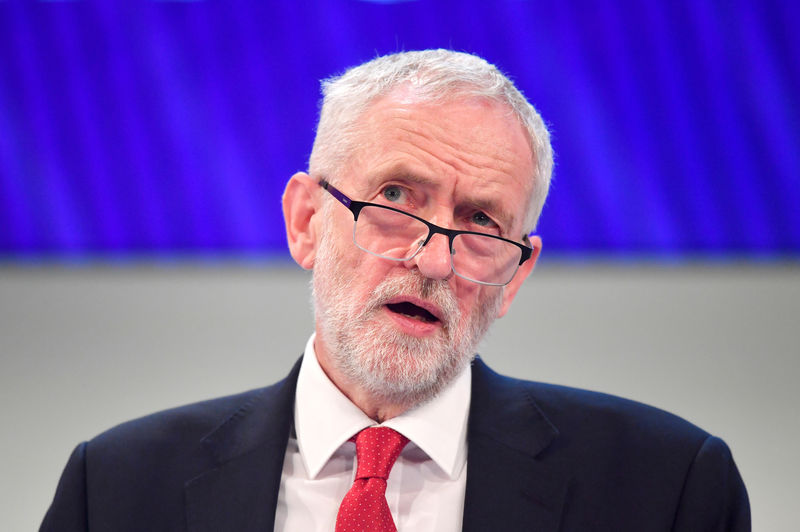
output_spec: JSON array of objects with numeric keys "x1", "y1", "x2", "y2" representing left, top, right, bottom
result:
[{"x1": 311, "y1": 90, "x2": 538, "y2": 408}]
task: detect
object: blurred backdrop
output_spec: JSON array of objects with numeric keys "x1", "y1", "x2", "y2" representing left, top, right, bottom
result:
[
  {"x1": 1, "y1": 0, "x2": 798, "y2": 258},
  {"x1": 1, "y1": 1, "x2": 798, "y2": 530}
]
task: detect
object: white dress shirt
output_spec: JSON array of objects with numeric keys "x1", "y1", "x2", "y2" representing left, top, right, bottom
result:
[{"x1": 274, "y1": 334, "x2": 470, "y2": 531}]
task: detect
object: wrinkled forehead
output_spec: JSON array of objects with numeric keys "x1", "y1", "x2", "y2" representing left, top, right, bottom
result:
[
  {"x1": 380, "y1": 84, "x2": 537, "y2": 155},
  {"x1": 340, "y1": 91, "x2": 536, "y2": 230}
]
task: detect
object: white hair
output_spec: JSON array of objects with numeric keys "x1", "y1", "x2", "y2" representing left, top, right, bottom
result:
[{"x1": 308, "y1": 49, "x2": 554, "y2": 230}]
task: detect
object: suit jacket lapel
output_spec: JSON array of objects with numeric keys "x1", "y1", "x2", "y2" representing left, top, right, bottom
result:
[
  {"x1": 182, "y1": 356, "x2": 569, "y2": 531},
  {"x1": 463, "y1": 357, "x2": 569, "y2": 532},
  {"x1": 184, "y1": 358, "x2": 302, "y2": 532}
]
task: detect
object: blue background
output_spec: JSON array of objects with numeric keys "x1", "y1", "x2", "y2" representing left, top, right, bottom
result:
[{"x1": 1, "y1": 0, "x2": 798, "y2": 261}]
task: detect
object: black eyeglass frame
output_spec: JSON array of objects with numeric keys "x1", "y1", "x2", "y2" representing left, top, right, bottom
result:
[{"x1": 319, "y1": 179, "x2": 534, "y2": 286}]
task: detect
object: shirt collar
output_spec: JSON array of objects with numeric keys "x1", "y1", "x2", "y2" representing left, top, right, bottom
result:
[{"x1": 294, "y1": 333, "x2": 470, "y2": 481}]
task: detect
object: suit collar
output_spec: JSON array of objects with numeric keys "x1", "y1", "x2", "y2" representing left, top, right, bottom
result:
[
  {"x1": 463, "y1": 357, "x2": 569, "y2": 532},
  {"x1": 182, "y1": 356, "x2": 570, "y2": 531},
  {"x1": 467, "y1": 357, "x2": 559, "y2": 456},
  {"x1": 184, "y1": 358, "x2": 302, "y2": 532}
]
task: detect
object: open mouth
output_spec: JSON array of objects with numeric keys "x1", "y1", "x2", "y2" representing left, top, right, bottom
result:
[{"x1": 385, "y1": 302, "x2": 440, "y2": 323}]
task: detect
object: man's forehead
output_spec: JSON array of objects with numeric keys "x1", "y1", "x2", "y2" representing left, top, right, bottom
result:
[
  {"x1": 369, "y1": 91, "x2": 532, "y2": 165},
  {"x1": 342, "y1": 94, "x2": 534, "y2": 230}
]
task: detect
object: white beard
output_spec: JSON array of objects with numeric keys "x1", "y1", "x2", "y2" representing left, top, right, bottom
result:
[{"x1": 311, "y1": 225, "x2": 502, "y2": 409}]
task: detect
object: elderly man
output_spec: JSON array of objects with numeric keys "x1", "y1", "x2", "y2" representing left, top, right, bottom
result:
[{"x1": 41, "y1": 50, "x2": 749, "y2": 531}]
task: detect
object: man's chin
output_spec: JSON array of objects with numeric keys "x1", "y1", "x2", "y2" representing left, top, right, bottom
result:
[{"x1": 337, "y1": 330, "x2": 468, "y2": 406}]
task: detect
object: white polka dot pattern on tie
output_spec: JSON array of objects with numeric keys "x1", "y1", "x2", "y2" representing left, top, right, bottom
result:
[{"x1": 335, "y1": 427, "x2": 410, "y2": 532}]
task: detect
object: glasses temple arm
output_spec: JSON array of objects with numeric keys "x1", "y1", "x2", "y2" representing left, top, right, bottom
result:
[{"x1": 319, "y1": 179, "x2": 352, "y2": 208}]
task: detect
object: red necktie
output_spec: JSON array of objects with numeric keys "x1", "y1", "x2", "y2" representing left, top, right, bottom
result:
[{"x1": 335, "y1": 427, "x2": 410, "y2": 532}]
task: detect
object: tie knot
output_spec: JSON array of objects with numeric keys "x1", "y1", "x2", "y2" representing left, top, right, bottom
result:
[{"x1": 353, "y1": 427, "x2": 409, "y2": 481}]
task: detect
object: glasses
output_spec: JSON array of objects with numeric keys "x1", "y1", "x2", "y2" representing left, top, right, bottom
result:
[{"x1": 319, "y1": 179, "x2": 534, "y2": 286}]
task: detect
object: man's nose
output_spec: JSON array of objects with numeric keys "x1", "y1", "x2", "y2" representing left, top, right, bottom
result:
[{"x1": 408, "y1": 232, "x2": 454, "y2": 280}]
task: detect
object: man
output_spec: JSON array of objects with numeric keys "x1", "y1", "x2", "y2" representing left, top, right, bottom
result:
[{"x1": 41, "y1": 50, "x2": 749, "y2": 531}]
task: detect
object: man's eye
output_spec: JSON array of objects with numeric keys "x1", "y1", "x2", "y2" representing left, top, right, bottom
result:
[
  {"x1": 471, "y1": 212, "x2": 495, "y2": 227},
  {"x1": 382, "y1": 186, "x2": 405, "y2": 203}
]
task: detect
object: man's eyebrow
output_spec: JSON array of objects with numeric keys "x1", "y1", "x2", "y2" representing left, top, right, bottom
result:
[
  {"x1": 365, "y1": 167, "x2": 520, "y2": 236},
  {"x1": 364, "y1": 169, "x2": 440, "y2": 190}
]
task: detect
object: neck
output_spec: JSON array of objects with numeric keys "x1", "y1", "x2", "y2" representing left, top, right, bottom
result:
[{"x1": 313, "y1": 336, "x2": 412, "y2": 423}]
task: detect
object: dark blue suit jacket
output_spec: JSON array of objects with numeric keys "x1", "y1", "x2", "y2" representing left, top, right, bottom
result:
[{"x1": 41, "y1": 357, "x2": 749, "y2": 531}]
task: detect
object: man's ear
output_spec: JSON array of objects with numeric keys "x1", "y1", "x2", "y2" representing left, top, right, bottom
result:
[
  {"x1": 282, "y1": 172, "x2": 321, "y2": 270},
  {"x1": 497, "y1": 235, "x2": 541, "y2": 318}
]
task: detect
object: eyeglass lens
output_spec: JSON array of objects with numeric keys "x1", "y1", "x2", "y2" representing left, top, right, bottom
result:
[{"x1": 353, "y1": 205, "x2": 521, "y2": 285}]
